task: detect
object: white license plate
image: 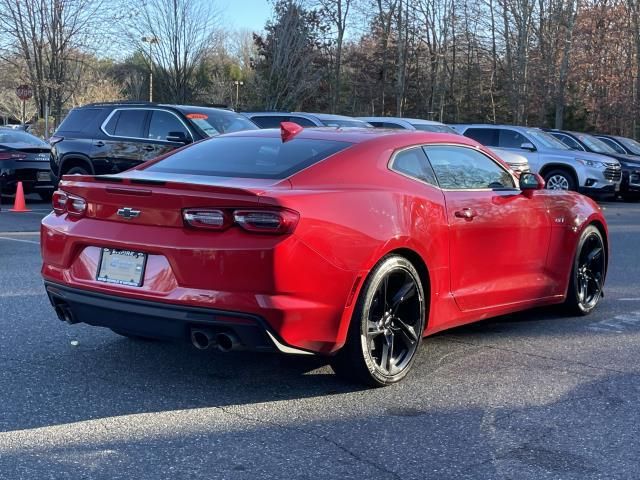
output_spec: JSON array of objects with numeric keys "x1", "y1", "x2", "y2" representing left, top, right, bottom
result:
[
  {"x1": 37, "y1": 171, "x2": 50, "y2": 182},
  {"x1": 97, "y1": 249, "x2": 147, "y2": 287}
]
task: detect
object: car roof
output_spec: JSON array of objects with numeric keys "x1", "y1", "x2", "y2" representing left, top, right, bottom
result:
[{"x1": 223, "y1": 126, "x2": 480, "y2": 147}]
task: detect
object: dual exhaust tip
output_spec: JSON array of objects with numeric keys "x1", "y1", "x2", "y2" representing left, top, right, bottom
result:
[{"x1": 190, "y1": 328, "x2": 240, "y2": 352}]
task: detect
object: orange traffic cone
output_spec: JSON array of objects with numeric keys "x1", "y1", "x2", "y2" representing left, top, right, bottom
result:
[{"x1": 9, "y1": 182, "x2": 31, "y2": 212}]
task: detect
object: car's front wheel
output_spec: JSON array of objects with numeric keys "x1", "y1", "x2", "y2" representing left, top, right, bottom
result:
[
  {"x1": 544, "y1": 169, "x2": 576, "y2": 191},
  {"x1": 330, "y1": 255, "x2": 426, "y2": 387},
  {"x1": 564, "y1": 225, "x2": 606, "y2": 315}
]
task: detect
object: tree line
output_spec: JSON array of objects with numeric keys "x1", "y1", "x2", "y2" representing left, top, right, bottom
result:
[{"x1": 0, "y1": 0, "x2": 639, "y2": 137}]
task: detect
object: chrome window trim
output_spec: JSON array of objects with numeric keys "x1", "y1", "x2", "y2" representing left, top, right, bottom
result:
[
  {"x1": 100, "y1": 107, "x2": 194, "y2": 143},
  {"x1": 388, "y1": 143, "x2": 518, "y2": 192}
]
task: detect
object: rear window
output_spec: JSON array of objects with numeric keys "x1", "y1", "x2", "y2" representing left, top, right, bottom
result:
[
  {"x1": 0, "y1": 130, "x2": 47, "y2": 146},
  {"x1": 319, "y1": 119, "x2": 371, "y2": 128},
  {"x1": 145, "y1": 136, "x2": 352, "y2": 179},
  {"x1": 184, "y1": 109, "x2": 258, "y2": 136},
  {"x1": 57, "y1": 108, "x2": 102, "y2": 133},
  {"x1": 411, "y1": 123, "x2": 458, "y2": 134},
  {"x1": 464, "y1": 128, "x2": 498, "y2": 146}
]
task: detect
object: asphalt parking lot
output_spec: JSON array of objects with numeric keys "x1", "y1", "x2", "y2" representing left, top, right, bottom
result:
[{"x1": 0, "y1": 194, "x2": 639, "y2": 479}]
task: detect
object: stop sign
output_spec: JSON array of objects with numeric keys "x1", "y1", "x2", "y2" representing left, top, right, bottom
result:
[{"x1": 16, "y1": 84, "x2": 33, "y2": 101}]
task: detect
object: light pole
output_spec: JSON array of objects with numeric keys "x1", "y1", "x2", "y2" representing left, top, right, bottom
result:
[
  {"x1": 141, "y1": 36, "x2": 159, "y2": 102},
  {"x1": 234, "y1": 80, "x2": 244, "y2": 109}
]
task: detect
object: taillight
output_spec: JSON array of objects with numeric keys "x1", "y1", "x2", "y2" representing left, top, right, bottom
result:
[
  {"x1": 52, "y1": 191, "x2": 68, "y2": 214},
  {"x1": 233, "y1": 209, "x2": 299, "y2": 234},
  {"x1": 0, "y1": 151, "x2": 27, "y2": 161},
  {"x1": 52, "y1": 190, "x2": 86, "y2": 217},
  {"x1": 182, "y1": 208, "x2": 299, "y2": 234},
  {"x1": 183, "y1": 209, "x2": 228, "y2": 230}
]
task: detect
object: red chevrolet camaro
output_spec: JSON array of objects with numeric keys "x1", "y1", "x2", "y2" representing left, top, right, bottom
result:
[{"x1": 41, "y1": 124, "x2": 608, "y2": 386}]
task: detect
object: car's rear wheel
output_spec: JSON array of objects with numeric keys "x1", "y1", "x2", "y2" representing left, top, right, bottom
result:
[
  {"x1": 564, "y1": 225, "x2": 606, "y2": 315},
  {"x1": 544, "y1": 169, "x2": 576, "y2": 191},
  {"x1": 330, "y1": 255, "x2": 426, "y2": 387}
]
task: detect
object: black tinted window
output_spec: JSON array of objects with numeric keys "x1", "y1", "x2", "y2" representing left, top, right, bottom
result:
[
  {"x1": 392, "y1": 147, "x2": 438, "y2": 186},
  {"x1": 146, "y1": 137, "x2": 352, "y2": 179},
  {"x1": 251, "y1": 116, "x2": 288, "y2": 128},
  {"x1": 424, "y1": 145, "x2": 515, "y2": 190},
  {"x1": 57, "y1": 108, "x2": 102, "y2": 133},
  {"x1": 384, "y1": 122, "x2": 405, "y2": 129},
  {"x1": 289, "y1": 117, "x2": 318, "y2": 127},
  {"x1": 464, "y1": 128, "x2": 498, "y2": 146},
  {"x1": 598, "y1": 137, "x2": 627, "y2": 154},
  {"x1": 551, "y1": 133, "x2": 583, "y2": 151},
  {"x1": 148, "y1": 110, "x2": 190, "y2": 141},
  {"x1": 105, "y1": 110, "x2": 147, "y2": 138},
  {"x1": 498, "y1": 129, "x2": 529, "y2": 148}
]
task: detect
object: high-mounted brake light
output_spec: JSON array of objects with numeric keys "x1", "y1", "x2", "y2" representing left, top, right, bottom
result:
[
  {"x1": 280, "y1": 121, "x2": 303, "y2": 143},
  {"x1": 51, "y1": 190, "x2": 86, "y2": 217},
  {"x1": 183, "y1": 209, "x2": 228, "y2": 230}
]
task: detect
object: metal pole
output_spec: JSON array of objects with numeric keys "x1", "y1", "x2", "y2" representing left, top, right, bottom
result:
[
  {"x1": 44, "y1": 105, "x2": 49, "y2": 139},
  {"x1": 149, "y1": 43, "x2": 153, "y2": 102},
  {"x1": 21, "y1": 99, "x2": 25, "y2": 125}
]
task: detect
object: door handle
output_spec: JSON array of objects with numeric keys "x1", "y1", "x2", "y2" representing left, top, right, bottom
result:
[
  {"x1": 94, "y1": 141, "x2": 105, "y2": 147},
  {"x1": 142, "y1": 145, "x2": 155, "y2": 152},
  {"x1": 454, "y1": 208, "x2": 477, "y2": 220}
]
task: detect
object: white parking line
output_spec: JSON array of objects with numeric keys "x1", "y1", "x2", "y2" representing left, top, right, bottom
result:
[
  {"x1": 619, "y1": 298, "x2": 640, "y2": 301},
  {"x1": 587, "y1": 310, "x2": 640, "y2": 333},
  {"x1": 0, "y1": 231, "x2": 39, "y2": 236},
  {"x1": 0, "y1": 236, "x2": 39, "y2": 244}
]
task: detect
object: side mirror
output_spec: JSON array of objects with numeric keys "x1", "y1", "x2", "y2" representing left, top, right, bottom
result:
[
  {"x1": 520, "y1": 142, "x2": 536, "y2": 151},
  {"x1": 520, "y1": 172, "x2": 545, "y2": 191},
  {"x1": 167, "y1": 131, "x2": 191, "y2": 144}
]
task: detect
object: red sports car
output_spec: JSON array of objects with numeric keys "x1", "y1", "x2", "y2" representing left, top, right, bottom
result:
[{"x1": 41, "y1": 124, "x2": 608, "y2": 386}]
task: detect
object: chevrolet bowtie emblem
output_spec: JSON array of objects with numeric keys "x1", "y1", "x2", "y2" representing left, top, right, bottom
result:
[{"x1": 117, "y1": 207, "x2": 141, "y2": 219}]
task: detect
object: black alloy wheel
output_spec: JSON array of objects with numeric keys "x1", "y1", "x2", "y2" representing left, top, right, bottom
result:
[
  {"x1": 331, "y1": 255, "x2": 426, "y2": 387},
  {"x1": 564, "y1": 225, "x2": 606, "y2": 315}
]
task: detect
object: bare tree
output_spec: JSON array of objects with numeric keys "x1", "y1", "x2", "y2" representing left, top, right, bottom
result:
[
  {"x1": 0, "y1": 0, "x2": 108, "y2": 122},
  {"x1": 123, "y1": 0, "x2": 220, "y2": 103}
]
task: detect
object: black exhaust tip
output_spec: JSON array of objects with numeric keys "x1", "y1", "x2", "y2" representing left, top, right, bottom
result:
[{"x1": 191, "y1": 328, "x2": 216, "y2": 350}]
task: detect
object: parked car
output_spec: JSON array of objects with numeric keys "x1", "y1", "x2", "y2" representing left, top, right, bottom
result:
[
  {"x1": 49, "y1": 102, "x2": 259, "y2": 182},
  {"x1": 452, "y1": 124, "x2": 622, "y2": 194},
  {"x1": 0, "y1": 128, "x2": 54, "y2": 201},
  {"x1": 362, "y1": 117, "x2": 530, "y2": 173},
  {"x1": 544, "y1": 129, "x2": 640, "y2": 201},
  {"x1": 593, "y1": 134, "x2": 640, "y2": 201},
  {"x1": 42, "y1": 125, "x2": 608, "y2": 386},
  {"x1": 243, "y1": 111, "x2": 373, "y2": 129}
]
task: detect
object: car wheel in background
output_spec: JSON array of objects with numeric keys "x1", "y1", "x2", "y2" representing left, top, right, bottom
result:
[
  {"x1": 330, "y1": 255, "x2": 426, "y2": 387},
  {"x1": 544, "y1": 169, "x2": 576, "y2": 191},
  {"x1": 564, "y1": 225, "x2": 606, "y2": 316}
]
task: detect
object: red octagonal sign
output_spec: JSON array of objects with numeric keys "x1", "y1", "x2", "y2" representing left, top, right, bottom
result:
[{"x1": 16, "y1": 84, "x2": 33, "y2": 101}]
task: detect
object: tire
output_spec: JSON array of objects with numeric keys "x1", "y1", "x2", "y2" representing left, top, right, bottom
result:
[
  {"x1": 330, "y1": 255, "x2": 426, "y2": 387},
  {"x1": 65, "y1": 166, "x2": 90, "y2": 176},
  {"x1": 544, "y1": 169, "x2": 577, "y2": 191},
  {"x1": 564, "y1": 225, "x2": 606, "y2": 316}
]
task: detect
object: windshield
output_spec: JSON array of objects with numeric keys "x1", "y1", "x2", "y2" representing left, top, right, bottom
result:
[
  {"x1": 0, "y1": 129, "x2": 47, "y2": 146},
  {"x1": 185, "y1": 110, "x2": 258, "y2": 137},
  {"x1": 527, "y1": 130, "x2": 570, "y2": 150},
  {"x1": 319, "y1": 119, "x2": 372, "y2": 128},
  {"x1": 618, "y1": 137, "x2": 640, "y2": 155},
  {"x1": 577, "y1": 134, "x2": 616, "y2": 154},
  {"x1": 411, "y1": 123, "x2": 458, "y2": 134}
]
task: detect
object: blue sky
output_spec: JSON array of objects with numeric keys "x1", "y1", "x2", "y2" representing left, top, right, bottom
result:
[{"x1": 221, "y1": 0, "x2": 273, "y2": 33}]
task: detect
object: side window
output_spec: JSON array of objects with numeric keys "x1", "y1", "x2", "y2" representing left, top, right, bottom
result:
[
  {"x1": 383, "y1": 122, "x2": 405, "y2": 129},
  {"x1": 424, "y1": 145, "x2": 516, "y2": 190},
  {"x1": 464, "y1": 128, "x2": 498, "y2": 147},
  {"x1": 498, "y1": 129, "x2": 529, "y2": 149},
  {"x1": 550, "y1": 133, "x2": 584, "y2": 151},
  {"x1": 368, "y1": 122, "x2": 385, "y2": 128},
  {"x1": 598, "y1": 137, "x2": 627, "y2": 154},
  {"x1": 391, "y1": 147, "x2": 438, "y2": 186},
  {"x1": 288, "y1": 116, "x2": 317, "y2": 127},
  {"x1": 148, "y1": 110, "x2": 190, "y2": 141},
  {"x1": 108, "y1": 110, "x2": 147, "y2": 138},
  {"x1": 251, "y1": 116, "x2": 286, "y2": 128}
]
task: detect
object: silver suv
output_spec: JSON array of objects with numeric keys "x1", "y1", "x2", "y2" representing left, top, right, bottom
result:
[
  {"x1": 451, "y1": 124, "x2": 622, "y2": 194},
  {"x1": 360, "y1": 117, "x2": 530, "y2": 174}
]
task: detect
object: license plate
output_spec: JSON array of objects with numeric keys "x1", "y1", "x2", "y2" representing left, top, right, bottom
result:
[
  {"x1": 37, "y1": 171, "x2": 50, "y2": 182},
  {"x1": 97, "y1": 249, "x2": 147, "y2": 287}
]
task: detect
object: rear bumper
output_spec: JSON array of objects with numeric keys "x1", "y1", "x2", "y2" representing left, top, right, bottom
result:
[
  {"x1": 0, "y1": 162, "x2": 55, "y2": 193},
  {"x1": 44, "y1": 281, "x2": 314, "y2": 355}
]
